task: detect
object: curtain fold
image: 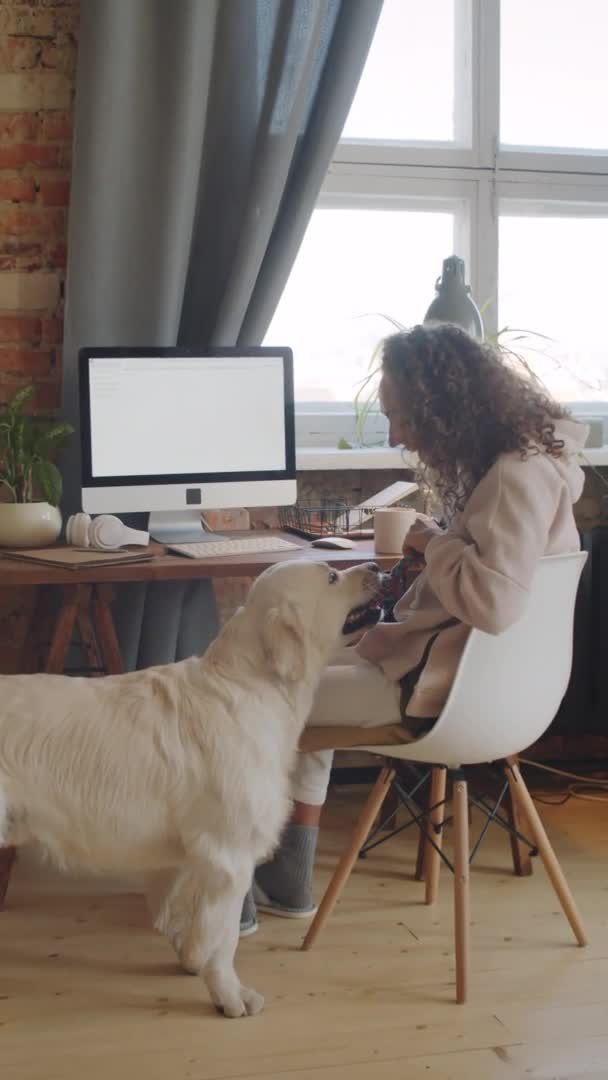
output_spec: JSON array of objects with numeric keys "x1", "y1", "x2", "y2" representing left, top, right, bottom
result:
[{"x1": 62, "y1": 0, "x2": 382, "y2": 669}]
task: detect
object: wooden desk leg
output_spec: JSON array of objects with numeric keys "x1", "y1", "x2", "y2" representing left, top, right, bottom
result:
[
  {"x1": 45, "y1": 585, "x2": 83, "y2": 674},
  {"x1": 76, "y1": 585, "x2": 104, "y2": 676},
  {"x1": 92, "y1": 584, "x2": 124, "y2": 675},
  {"x1": 18, "y1": 586, "x2": 52, "y2": 673}
]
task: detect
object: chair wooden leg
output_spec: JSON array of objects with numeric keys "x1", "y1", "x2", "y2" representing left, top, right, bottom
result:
[
  {"x1": 452, "y1": 776, "x2": 470, "y2": 1004},
  {"x1": 425, "y1": 766, "x2": 447, "y2": 904},
  {"x1": 379, "y1": 784, "x2": 401, "y2": 832},
  {"x1": 507, "y1": 759, "x2": 587, "y2": 946},
  {"x1": 301, "y1": 766, "x2": 395, "y2": 951},
  {"x1": 505, "y1": 758, "x2": 533, "y2": 876},
  {"x1": 0, "y1": 846, "x2": 16, "y2": 910}
]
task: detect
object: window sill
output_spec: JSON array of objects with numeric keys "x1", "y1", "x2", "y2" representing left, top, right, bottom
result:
[
  {"x1": 581, "y1": 446, "x2": 608, "y2": 467},
  {"x1": 296, "y1": 445, "x2": 608, "y2": 470},
  {"x1": 296, "y1": 446, "x2": 416, "y2": 470}
]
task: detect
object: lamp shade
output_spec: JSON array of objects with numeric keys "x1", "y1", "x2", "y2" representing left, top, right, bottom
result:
[{"x1": 424, "y1": 255, "x2": 484, "y2": 340}]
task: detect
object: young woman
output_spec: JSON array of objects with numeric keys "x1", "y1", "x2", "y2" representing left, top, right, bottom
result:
[{"x1": 242, "y1": 322, "x2": 587, "y2": 932}]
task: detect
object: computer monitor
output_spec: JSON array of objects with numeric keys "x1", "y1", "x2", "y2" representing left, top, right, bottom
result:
[{"x1": 78, "y1": 346, "x2": 297, "y2": 542}]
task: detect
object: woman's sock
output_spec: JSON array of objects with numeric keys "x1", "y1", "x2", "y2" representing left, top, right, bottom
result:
[{"x1": 254, "y1": 823, "x2": 319, "y2": 914}]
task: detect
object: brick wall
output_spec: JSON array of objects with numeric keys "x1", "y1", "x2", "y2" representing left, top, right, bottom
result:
[
  {"x1": 0, "y1": 0, "x2": 79, "y2": 414},
  {"x1": 0, "y1": 0, "x2": 79, "y2": 670}
]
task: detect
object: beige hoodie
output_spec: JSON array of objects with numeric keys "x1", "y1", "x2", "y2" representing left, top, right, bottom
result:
[{"x1": 356, "y1": 419, "x2": 588, "y2": 719}]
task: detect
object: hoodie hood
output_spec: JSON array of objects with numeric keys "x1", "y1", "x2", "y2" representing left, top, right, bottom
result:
[{"x1": 549, "y1": 417, "x2": 589, "y2": 503}]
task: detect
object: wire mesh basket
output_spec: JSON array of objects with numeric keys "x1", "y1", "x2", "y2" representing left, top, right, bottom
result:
[{"x1": 279, "y1": 499, "x2": 410, "y2": 539}]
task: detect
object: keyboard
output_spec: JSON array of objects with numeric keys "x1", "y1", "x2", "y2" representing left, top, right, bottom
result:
[{"x1": 168, "y1": 536, "x2": 301, "y2": 559}]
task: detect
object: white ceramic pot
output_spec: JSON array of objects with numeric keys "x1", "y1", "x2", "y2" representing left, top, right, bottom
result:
[{"x1": 0, "y1": 502, "x2": 62, "y2": 548}]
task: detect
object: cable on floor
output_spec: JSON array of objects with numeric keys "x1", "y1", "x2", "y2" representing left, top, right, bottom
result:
[{"x1": 519, "y1": 757, "x2": 608, "y2": 805}]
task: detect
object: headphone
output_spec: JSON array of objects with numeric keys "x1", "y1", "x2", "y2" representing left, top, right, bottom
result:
[{"x1": 66, "y1": 513, "x2": 150, "y2": 551}]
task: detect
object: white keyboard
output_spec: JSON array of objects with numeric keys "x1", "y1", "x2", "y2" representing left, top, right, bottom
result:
[{"x1": 168, "y1": 536, "x2": 301, "y2": 559}]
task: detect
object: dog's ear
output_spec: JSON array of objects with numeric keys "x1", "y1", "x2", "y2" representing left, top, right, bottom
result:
[{"x1": 262, "y1": 601, "x2": 307, "y2": 682}]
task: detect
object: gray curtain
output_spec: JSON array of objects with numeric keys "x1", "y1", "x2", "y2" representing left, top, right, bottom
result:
[{"x1": 62, "y1": 0, "x2": 382, "y2": 669}]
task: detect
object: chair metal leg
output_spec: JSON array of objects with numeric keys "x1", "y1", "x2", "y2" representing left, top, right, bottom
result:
[
  {"x1": 425, "y1": 766, "x2": 447, "y2": 904},
  {"x1": 0, "y1": 846, "x2": 16, "y2": 910},
  {"x1": 414, "y1": 822, "x2": 427, "y2": 881},
  {"x1": 507, "y1": 758, "x2": 587, "y2": 946},
  {"x1": 301, "y1": 766, "x2": 395, "y2": 951},
  {"x1": 505, "y1": 758, "x2": 533, "y2": 876},
  {"x1": 452, "y1": 775, "x2": 470, "y2": 1004}
]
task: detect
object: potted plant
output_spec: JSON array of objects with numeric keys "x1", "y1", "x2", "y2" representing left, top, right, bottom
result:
[{"x1": 0, "y1": 385, "x2": 73, "y2": 547}]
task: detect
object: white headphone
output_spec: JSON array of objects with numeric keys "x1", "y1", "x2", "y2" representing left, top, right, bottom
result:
[{"x1": 66, "y1": 513, "x2": 150, "y2": 551}]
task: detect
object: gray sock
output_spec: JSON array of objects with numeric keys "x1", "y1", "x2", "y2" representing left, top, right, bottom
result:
[
  {"x1": 240, "y1": 887, "x2": 256, "y2": 929},
  {"x1": 254, "y1": 824, "x2": 319, "y2": 910}
]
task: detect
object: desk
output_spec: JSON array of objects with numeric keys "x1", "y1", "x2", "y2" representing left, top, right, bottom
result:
[{"x1": 0, "y1": 533, "x2": 393, "y2": 676}]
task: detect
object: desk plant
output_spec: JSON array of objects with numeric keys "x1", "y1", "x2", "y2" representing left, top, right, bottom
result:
[{"x1": 0, "y1": 385, "x2": 73, "y2": 547}]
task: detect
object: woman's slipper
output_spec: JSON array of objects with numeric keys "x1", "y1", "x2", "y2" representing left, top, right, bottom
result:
[{"x1": 252, "y1": 878, "x2": 317, "y2": 919}]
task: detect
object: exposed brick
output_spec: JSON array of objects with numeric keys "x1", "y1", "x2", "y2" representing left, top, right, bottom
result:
[
  {"x1": 0, "y1": 347, "x2": 54, "y2": 376},
  {"x1": 0, "y1": 175, "x2": 36, "y2": 201},
  {"x1": 0, "y1": 36, "x2": 41, "y2": 73},
  {"x1": 0, "y1": 111, "x2": 38, "y2": 143},
  {"x1": 0, "y1": 239, "x2": 44, "y2": 271},
  {"x1": 39, "y1": 110, "x2": 72, "y2": 142},
  {"x1": 0, "y1": 9, "x2": 56, "y2": 38},
  {"x1": 0, "y1": 314, "x2": 42, "y2": 344},
  {"x1": 0, "y1": 72, "x2": 72, "y2": 111},
  {"x1": 40, "y1": 39, "x2": 76, "y2": 75},
  {"x1": 46, "y1": 241, "x2": 66, "y2": 268},
  {"x1": 0, "y1": 142, "x2": 63, "y2": 168},
  {"x1": 0, "y1": 271, "x2": 60, "y2": 310},
  {"x1": 38, "y1": 177, "x2": 70, "y2": 206},
  {"x1": 41, "y1": 315, "x2": 62, "y2": 344},
  {"x1": 0, "y1": 205, "x2": 65, "y2": 237}
]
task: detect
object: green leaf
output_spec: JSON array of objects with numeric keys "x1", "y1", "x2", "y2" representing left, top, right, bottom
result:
[
  {"x1": 0, "y1": 386, "x2": 72, "y2": 502},
  {"x1": 31, "y1": 459, "x2": 62, "y2": 506},
  {"x1": 337, "y1": 437, "x2": 352, "y2": 449},
  {"x1": 4, "y1": 385, "x2": 33, "y2": 416},
  {"x1": 43, "y1": 422, "x2": 74, "y2": 444}
]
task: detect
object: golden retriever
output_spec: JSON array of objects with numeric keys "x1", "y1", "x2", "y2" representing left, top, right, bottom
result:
[{"x1": 0, "y1": 560, "x2": 379, "y2": 1017}]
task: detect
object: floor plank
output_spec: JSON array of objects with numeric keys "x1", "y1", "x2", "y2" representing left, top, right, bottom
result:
[{"x1": 1, "y1": 782, "x2": 607, "y2": 1080}]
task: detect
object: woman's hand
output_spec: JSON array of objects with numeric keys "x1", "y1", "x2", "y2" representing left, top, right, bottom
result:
[{"x1": 403, "y1": 513, "x2": 444, "y2": 555}]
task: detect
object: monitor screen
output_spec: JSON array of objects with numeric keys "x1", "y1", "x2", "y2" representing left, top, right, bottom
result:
[{"x1": 78, "y1": 347, "x2": 296, "y2": 516}]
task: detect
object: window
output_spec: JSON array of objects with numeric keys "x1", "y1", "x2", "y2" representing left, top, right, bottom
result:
[
  {"x1": 266, "y1": 205, "x2": 456, "y2": 402},
  {"x1": 341, "y1": 0, "x2": 458, "y2": 144},
  {"x1": 499, "y1": 206, "x2": 608, "y2": 402},
  {"x1": 500, "y1": 0, "x2": 608, "y2": 152},
  {"x1": 265, "y1": 0, "x2": 608, "y2": 447}
]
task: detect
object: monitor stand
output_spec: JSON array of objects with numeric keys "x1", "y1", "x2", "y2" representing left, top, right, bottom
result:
[{"x1": 148, "y1": 510, "x2": 226, "y2": 544}]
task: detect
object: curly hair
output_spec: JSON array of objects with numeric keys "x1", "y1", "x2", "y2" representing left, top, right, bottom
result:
[{"x1": 380, "y1": 323, "x2": 569, "y2": 516}]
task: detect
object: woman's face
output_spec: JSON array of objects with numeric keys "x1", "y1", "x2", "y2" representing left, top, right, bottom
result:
[{"x1": 379, "y1": 373, "x2": 418, "y2": 450}]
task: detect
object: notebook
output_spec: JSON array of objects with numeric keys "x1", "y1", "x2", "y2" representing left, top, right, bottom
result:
[{"x1": 1, "y1": 546, "x2": 156, "y2": 570}]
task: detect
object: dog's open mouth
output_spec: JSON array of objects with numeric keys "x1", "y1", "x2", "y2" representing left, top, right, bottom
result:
[{"x1": 342, "y1": 597, "x2": 382, "y2": 635}]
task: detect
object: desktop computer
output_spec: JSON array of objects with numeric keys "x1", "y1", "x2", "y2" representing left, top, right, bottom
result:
[{"x1": 78, "y1": 347, "x2": 297, "y2": 544}]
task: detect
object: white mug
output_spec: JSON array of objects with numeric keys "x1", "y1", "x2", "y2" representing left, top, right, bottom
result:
[{"x1": 373, "y1": 507, "x2": 417, "y2": 555}]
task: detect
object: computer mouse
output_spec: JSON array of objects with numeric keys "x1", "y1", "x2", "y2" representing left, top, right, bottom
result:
[{"x1": 311, "y1": 536, "x2": 356, "y2": 550}]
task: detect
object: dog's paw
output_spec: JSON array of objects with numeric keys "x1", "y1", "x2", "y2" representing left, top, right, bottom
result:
[
  {"x1": 241, "y1": 986, "x2": 265, "y2": 1016},
  {"x1": 216, "y1": 985, "x2": 265, "y2": 1018}
]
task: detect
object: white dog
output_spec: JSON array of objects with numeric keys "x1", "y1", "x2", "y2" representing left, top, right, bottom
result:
[{"x1": 0, "y1": 560, "x2": 379, "y2": 1017}]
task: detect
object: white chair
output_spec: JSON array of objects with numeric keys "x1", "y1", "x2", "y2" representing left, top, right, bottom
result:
[{"x1": 302, "y1": 553, "x2": 589, "y2": 1003}]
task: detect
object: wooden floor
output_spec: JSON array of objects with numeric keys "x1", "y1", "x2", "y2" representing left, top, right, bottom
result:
[{"x1": 2, "y1": 781, "x2": 608, "y2": 1080}]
